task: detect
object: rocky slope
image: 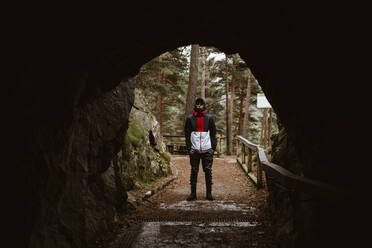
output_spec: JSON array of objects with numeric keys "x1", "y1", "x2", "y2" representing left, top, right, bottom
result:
[{"x1": 116, "y1": 88, "x2": 172, "y2": 207}]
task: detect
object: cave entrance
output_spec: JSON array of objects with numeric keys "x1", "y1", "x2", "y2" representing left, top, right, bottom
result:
[
  {"x1": 116, "y1": 45, "x2": 278, "y2": 247},
  {"x1": 7, "y1": 3, "x2": 369, "y2": 248}
]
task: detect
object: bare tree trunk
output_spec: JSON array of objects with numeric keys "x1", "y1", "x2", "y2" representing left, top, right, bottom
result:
[
  {"x1": 263, "y1": 109, "x2": 268, "y2": 148},
  {"x1": 242, "y1": 69, "x2": 252, "y2": 138},
  {"x1": 185, "y1": 44, "x2": 199, "y2": 119},
  {"x1": 260, "y1": 109, "x2": 267, "y2": 147},
  {"x1": 227, "y1": 60, "x2": 235, "y2": 155},
  {"x1": 238, "y1": 87, "x2": 244, "y2": 136},
  {"x1": 268, "y1": 108, "x2": 273, "y2": 147},
  {"x1": 159, "y1": 72, "x2": 165, "y2": 135},
  {"x1": 260, "y1": 113, "x2": 264, "y2": 146},
  {"x1": 157, "y1": 55, "x2": 163, "y2": 134},
  {"x1": 225, "y1": 56, "x2": 231, "y2": 155},
  {"x1": 201, "y1": 46, "x2": 206, "y2": 99}
]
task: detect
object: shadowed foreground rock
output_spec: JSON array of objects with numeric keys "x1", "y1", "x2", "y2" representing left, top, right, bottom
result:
[{"x1": 3, "y1": 2, "x2": 371, "y2": 248}]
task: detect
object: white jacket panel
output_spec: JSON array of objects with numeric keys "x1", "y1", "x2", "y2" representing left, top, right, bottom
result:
[{"x1": 190, "y1": 131, "x2": 212, "y2": 151}]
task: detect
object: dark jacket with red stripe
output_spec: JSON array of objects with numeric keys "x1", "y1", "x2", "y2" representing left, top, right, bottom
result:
[{"x1": 184, "y1": 111, "x2": 217, "y2": 152}]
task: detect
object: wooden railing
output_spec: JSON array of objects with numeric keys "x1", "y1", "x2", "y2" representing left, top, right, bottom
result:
[
  {"x1": 163, "y1": 135, "x2": 186, "y2": 154},
  {"x1": 235, "y1": 136, "x2": 264, "y2": 188},
  {"x1": 235, "y1": 135, "x2": 353, "y2": 202}
]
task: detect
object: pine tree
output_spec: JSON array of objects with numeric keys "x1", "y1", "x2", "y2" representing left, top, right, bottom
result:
[
  {"x1": 224, "y1": 55, "x2": 231, "y2": 154},
  {"x1": 227, "y1": 55, "x2": 236, "y2": 155},
  {"x1": 242, "y1": 68, "x2": 252, "y2": 138},
  {"x1": 185, "y1": 44, "x2": 199, "y2": 120},
  {"x1": 136, "y1": 47, "x2": 189, "y2": 135},
  {"x1": 238, "y1": 86, "x2": 245, "y2": 136},
  {"x1": 157, "y1": 55, "x2": 165, "y2": 135},
  {"x1": 200, "y1": 46, "x2": 206, "y2": 99}
]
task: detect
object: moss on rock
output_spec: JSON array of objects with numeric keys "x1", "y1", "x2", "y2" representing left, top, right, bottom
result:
[
  {"x1": 160, "y1": 151, "x2": 171, "y2": 164},
  {"x1": 124, "y1": 119, "x2": 146, "y2": 147}
]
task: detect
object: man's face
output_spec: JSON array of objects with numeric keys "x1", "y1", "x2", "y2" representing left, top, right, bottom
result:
[
  {"x1": 195, "y1": 102, "x2": 204, "y2": 112},
  {"x1": 195, "y1": 103, "x2": 204, "y2": 109}
]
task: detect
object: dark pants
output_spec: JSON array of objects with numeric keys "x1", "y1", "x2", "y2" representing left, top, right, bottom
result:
[{"x1": 189, "y1": 149, "x2": 213, "y2": 185}]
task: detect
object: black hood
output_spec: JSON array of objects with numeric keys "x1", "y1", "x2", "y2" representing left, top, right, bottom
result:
[{"x1": 194, "y1": 98, "x2": 206, "y2": 112}]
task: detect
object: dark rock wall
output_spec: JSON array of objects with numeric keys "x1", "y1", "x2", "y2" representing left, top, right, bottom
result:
[
  {"x1": 3, "y1": 2, "x2": 370, "y2": 248},
  {"x1": 4, "y1": 75, "x2": 135, "y2": 247},
  {"x1": 267, "y1": 125, "x2": 298, "y2": 247},
  {"x1": 28, "y1": 78, "x2": 135, "y2": 247}
]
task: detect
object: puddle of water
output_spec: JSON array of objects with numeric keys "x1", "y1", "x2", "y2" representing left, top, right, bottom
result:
[
  {"x1": 159, "y1": 200, "x2": 256, "y2": 212},
  {"x1": 152, "y1": 222, "x2": 259, "y2": 227},
  {"x1": 160, "y1": 221, "x2": 193, "y2": 226},
  {"x1": 208, "y1": 221, "x2": 259, "y2": 227},
  {"x1": 133, "y1": 221, "x2": 261, "y2": 247}
]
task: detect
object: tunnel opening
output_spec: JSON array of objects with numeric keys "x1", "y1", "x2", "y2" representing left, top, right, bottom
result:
[{"x1": 112, "y1": 44, "x2": 280, "y2": 247}]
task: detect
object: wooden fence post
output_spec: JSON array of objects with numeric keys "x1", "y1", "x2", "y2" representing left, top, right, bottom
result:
[
  {"x1": 242, "y1": 144, "x2": 246, "y2": 167},
  {"x1": 248, "y1": 148, "x2": 252, "y2": 172},
  {"x1": 257, "y1": 152, "x2": 263, "y2": 188},
  {"x1": 236, "y1": 139, "x2": 239, "y2": 157}
]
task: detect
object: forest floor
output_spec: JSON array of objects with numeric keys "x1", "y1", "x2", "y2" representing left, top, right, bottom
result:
[{"x1": 102, "y1": 155, "x2": 277, "y2": 248}]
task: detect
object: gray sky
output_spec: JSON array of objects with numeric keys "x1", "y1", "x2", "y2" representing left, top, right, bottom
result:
[{"x1": 183, "y1": 45, "x2": 226, "y2": 63}]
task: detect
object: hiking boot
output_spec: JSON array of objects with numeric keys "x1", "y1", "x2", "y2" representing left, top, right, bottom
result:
[
  {"x1": 206, "y1": 184, "x2": 213, "y2": 201},
  {"x1": 186, "y1": 184, "x2": 197, "y2": 201}
]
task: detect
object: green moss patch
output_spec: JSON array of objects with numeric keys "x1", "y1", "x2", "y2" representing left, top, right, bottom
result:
[
  {"x1": 160, "y1": 151, "x2": 171, "y2": 164},
  {"x1": 124, "y1": 119, "x2": 146, "y2": 147}
]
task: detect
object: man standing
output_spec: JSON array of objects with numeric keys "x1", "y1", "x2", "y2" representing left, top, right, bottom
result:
[{"x1": 184, "y1": 98, "x2": 217, "y2": 201}]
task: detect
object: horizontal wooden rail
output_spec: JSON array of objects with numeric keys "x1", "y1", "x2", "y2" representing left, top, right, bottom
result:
[
  {"x1": 235, "y1": 135, "x2": 353, "y2": 202},
  {"x1": 163, "y1": 135, "x2": 226, "y2": 139},
  {"x1": 163, "y1": 135, "x2": 185, "y2": 138}
]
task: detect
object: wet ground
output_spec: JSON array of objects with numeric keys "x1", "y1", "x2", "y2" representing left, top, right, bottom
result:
[{"x1": 105, "y1": 155, "x2": 276, "y2": 248}]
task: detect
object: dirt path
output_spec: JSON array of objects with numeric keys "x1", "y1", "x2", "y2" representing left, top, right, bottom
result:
[{"x1": 106, "y1": 155, "x2": 276, "y2": 248}]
